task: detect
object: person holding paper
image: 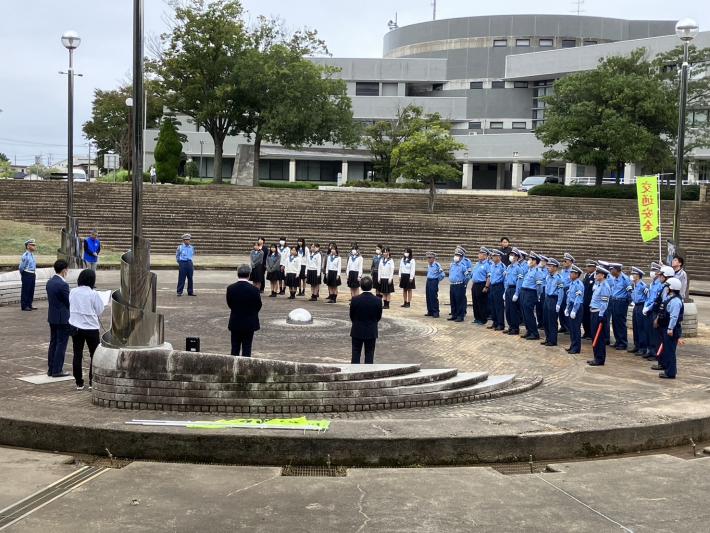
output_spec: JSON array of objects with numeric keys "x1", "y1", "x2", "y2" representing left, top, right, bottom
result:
[{"x1": 69, "y1": 269, "x2": 105, "y2": 390}]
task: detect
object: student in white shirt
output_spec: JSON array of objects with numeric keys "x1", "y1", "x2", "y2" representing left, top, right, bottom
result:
[
  {"x1": 325, "y1": 244, "x2": 342, "y2": 304},
  {"x1": 284, "y1": 245, "x2": 302, "y2": 300},
  {"x1": 378, "y1": 247, "x2": 395, "y2": 309},
  {"x1": 346, "y1": 243, "x2": 364, "y2": 298},
  {"x1": 398, "y1": 247, "x2": 416, "y2": 308},
  {"x1": 307, "y1": 242, "x2": 323, "y2": 301},
  {"x1": 277, "y1": 237, "x2": 289, "y2": 295},
  {"x1": 69, "y1": 269, "x2": 105, "y2": 390},
  {"x1": 296, "y1": 237, "x2": 309, "y2": 296}
]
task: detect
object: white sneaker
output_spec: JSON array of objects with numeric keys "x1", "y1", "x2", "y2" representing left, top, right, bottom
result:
[{"x1": 76, "y1": 385, "x2": 85, "y2": 391}]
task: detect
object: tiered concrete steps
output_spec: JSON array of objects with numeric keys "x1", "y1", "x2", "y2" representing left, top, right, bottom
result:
[
  {"x1": 91, "y1": 347, "x2": 539, "y2": 413},
  {"x1": 2, "y1": 181, "x2": 707, "y2": 280}
]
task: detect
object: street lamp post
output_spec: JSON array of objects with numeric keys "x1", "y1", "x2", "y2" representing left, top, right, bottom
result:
[
  {"x1": 672, "y1": 17, "x2": 699, "y2": 251},
  {"x1": 60, "y1": 30, "x2": 81, "y2": 267}
]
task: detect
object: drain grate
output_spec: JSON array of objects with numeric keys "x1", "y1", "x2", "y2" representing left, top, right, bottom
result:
[
  {"x1": 490, "y1": 462, "x2": 548, "y2": 475},
  {"x1": 281, "y1": 465, "x2": 348, "y2": 477},
  {"x1": 0, "y1": 465, "x2": 108, "y2": 529}
]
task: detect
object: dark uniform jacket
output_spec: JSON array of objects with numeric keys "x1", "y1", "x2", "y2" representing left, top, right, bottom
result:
[
  {"x1": 349, "y1": 292, "x2": 383, "y2": 340},
  {"x1": 226, "y1": 280, "x2": 262, "y2": 332},
  {"x1": 46, "y1": 275, "x2": 70, "y2": 325}
]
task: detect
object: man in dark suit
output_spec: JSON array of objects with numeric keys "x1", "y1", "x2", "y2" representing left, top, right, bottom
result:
[
  {"x1": 46, "y1": 260, "x2": 71, "y2": 377},
  {"x1": 350, "y1": 275, "x2": 383, "y2": 364},
  {"x1": 226, "y1": 264, "x2": 262, "y2": 357}
]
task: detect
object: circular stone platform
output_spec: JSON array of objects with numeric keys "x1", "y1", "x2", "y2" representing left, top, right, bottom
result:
[{"x1": 1, "y1": 270, "x2": 709, "y2": 466}]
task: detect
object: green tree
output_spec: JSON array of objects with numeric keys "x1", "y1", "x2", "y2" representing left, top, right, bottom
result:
[
  {"x1": 0, "y1": 159, "x2": 11, "y2": 178},
  {"x1": 27, "y1": 164, "x2": 51, "y2": 178},
  {"x1": 240, "y1": 17, "x2": 357, "y2": 185},
  {"x1": 154, "y1": 117, "x2": 185, "y2": 183},
  {"x1": 185, "y1": 160, "x2": 199, "y2": 179},
  {"x1": 153, "y1": 0, "x2": 250, "y2": 183},
  {"x1": 535, "y1": 49, "x2": 677, "y2": 185},
  {"x1": 363, "y1": 105, "x2": 443, "y2": 183},
  {"x1": 0, "y1": 153, "x2": 9, "y2": 162},
  {"x1": 391, "y1": 124, "x2": 464, "y2": 213},
  {"x1": 82, "y1": 82, "x2": 163, "y2": 170}
]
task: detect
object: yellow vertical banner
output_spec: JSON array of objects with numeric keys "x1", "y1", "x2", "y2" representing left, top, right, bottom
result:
[{"x1": 636, "y1": 176, "x2": 659, "y2": 242}]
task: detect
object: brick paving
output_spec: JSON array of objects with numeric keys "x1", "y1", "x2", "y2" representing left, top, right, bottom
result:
[{"x1": 1, "y1": 269, "x2": 709, "y2": 451}]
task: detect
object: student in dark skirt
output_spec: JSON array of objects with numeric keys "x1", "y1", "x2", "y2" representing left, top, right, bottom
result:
[
  {"x1": 398, "y1": 247, "x2": 416, "y2": 308},
  {"x1": 325, "y1": 244, "x2": 342, "y2": 303},
  {"x1": 284, "y1": 245, "x2": 301, "y2": 300},
  {"x1": 371, "y1": 243, "x2": 383, "y2": 299},
  {"x1": 265, "y1": 243, "x2": 281, "y2": 297},
  {"x1": 258, "y1": 236, "x2": 268, "y2": 293},
  {"x1": 307, "y1": 242, "x2": 323, "y2": 301},
  {"x1": 378, "y1": 247, "x2": 395, "y2": 309},
  {"x1": 346, "y1": 243, "x2": 364, "y2": 298},
  {"x1": 249, "y1": 241, "x2": 265, "y2": 291},
  {"x1": 296, "y1": 237, "x2": 309, "y2": 296}
]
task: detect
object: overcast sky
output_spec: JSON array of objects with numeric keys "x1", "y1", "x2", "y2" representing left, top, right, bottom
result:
[{"x1": 0, "y1": 0, "x2": 707, "y2": 165}]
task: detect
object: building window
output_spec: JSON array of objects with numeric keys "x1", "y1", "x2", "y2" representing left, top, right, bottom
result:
[
  {"x1": 487, "y1": 164, "x2": 498, "y2": 171},
  {"x1": 539, "y1": 38, "x2": 554, "y2": 47},
  {"x1": 512, "y1": 122, "x2": 527, "y2": 129},
  {"x1": 493, "y1": 39, "x2": 507, "y2": 47},
  {"x1": 468, "y1": 121, "x2": 482, "y2": 129},
  {"x1": 381, "y1": 82, "x2": 398, "y2": 96},
  {"x1": 513, "y1": 81, "x2": 529, "y2": 88},
  {"x1": 432, "y1": 83, "x2": 444, "y2": 91},
  {"x1": 516, "y1": 39, "x2": 530, "y2": 47},
  {"x1": 691, "y1": 109, "x2": 708, "y2": 126},
  {"x1": 583, "y1": 40, "x2": 598, "y2": 46},
  {"x1": 490, "y1": 121, "x2": 504, "y2": 129},
  {"x1": 561, "y1": 39, "x2": 577, "y2": 48},
  {"x1": 470, "y1": 81, "x2": 484, "y2": 89},
  {"x1": 355, "y1": 82, "x2": 379, "y2": 96},
  {"x1": 491, "y1": 81, "x2": 505, "y2": 89}
]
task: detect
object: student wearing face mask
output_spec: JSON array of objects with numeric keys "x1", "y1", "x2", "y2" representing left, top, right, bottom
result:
[
  {"x1": 398, "y1": 248, "x2": 416, "y2": 308},
  {"x1": 346, "y1": 244, "x2": 364, "y2": 298},
  {"x1": 448, "y1": 246, "x2": 470, "y2": 322},
  {"x1": 325, "y1": 244, "x2": 342, "y2": 303},
  {"x1": 277, "y1": 237, "x2": 289, "y2": 295},
  {"x1": 296, "y1": 238, "x2": 309, "y2": 296},
  {"x1": 265, "y1": 244, "x2": 281, "y2": 297},
  {"x1": 284, "y1": 245, "x2": 302, "y2": 300},
  {"x1": 503, "y1": 248, "x2": 523, "y2": 335},
  {"x1": 306, "y1": 243, "x2": 323, "y2": 301},
  {"x1": 371, "y1": 244, "x2": 384, "y2": 299},
  {"x1": 378, "y1": 247, "x2": 395, "y2": 309}
]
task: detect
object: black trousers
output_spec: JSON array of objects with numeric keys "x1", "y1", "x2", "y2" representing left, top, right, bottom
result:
[
  {"x1": 472, "y1": 282, "x2": 488, "y2": 323},
  {"x1": 20, "y1": 271, "x2": 35, "y2": 310},
  {"x1": 48, "y1": 324, "x2": 71, "y2": 375},
  {"x1": 72, "y1": 328, "x2": 100, "y2": 387},
  {"x1": 351, "y1": 337, "x2": 376, "y2": 364},
  {"x1": 231, "y1": 330, "x2": 254, "y2": 357}
]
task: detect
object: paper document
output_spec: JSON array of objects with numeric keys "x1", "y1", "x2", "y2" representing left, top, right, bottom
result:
[{"x1": 98, "y1": 290, "x2": 113, "y2": 306}]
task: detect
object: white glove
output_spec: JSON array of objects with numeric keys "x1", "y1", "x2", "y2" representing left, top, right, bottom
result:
[
  {"x1": 564, "y1": 309, "x2": 569, "y2": 317},
  {"x1": 642, "y1": 309, "x2": 648, "y2": 316},
  {"x1": 555, "y1": 305, "x2": 561, "y2": 313},
  {"x1": 570, "y1": 311, "x2": 576, "y2": 320},
  {"x1": 512, "y1": 294, "x2": 518, "y2": 302},
  {"x1": 503, "y1": 293, "x2": 506, "y2": 302}
]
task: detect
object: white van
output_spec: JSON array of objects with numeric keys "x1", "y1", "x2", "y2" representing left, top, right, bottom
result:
[{"x1": 48, "y1": 169, "x2": 88, "y2": 182}]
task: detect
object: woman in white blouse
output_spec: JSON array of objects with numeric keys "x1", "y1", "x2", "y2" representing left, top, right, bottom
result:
[
  {"x1": 69, "y1": 269, "x2": 105, "y2": 391},
  {"x1": 398, "y1": 247, "x2": 416, "y2": 308},
  {"x1": 325, "y1": 244, "x2": 342, "y2": 303},
  {"x1": 378, "y1": 247, "x2": 395, "y2": 309}
]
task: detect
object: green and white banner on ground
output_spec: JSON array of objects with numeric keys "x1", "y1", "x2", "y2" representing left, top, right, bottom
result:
[
  {"x1": 635, "y1": 175, "x2": 660, "y2": 242},
  {"x1": 127, "y1": 417, "x2": 331, "y2": 432}
]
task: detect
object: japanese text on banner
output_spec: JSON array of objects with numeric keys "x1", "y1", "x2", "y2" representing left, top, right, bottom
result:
[{"x1": 636, "y1": 176, "x2": 659, "y2": 242}]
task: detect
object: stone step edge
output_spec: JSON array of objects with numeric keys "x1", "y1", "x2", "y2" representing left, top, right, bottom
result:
[
  {"x1": 91, "y1": 374, "x2": 519, "y2": 408},
  {"x1": 90, "y1": 372, "x2": 489, "y2": 400},
  {"x1": 91, "y1": 368, "x2": 460, "y2": 392}
]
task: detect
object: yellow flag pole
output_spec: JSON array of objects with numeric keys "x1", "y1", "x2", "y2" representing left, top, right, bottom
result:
[{"x1": 657, "y1": 173, "x2": 662, "y2": 263}]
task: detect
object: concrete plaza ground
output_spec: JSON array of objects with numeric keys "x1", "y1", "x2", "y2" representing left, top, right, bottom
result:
[
  {"x1": 1, "y1": 269, "x2": 710, "y2": 465},
  {"x1": 2, "y1": 446, "x2": 710, "y2": 532}
]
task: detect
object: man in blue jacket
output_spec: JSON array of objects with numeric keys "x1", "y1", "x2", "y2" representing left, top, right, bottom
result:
[{"x1": 46, "y1": 260, "x2": 71, "y2": 377}]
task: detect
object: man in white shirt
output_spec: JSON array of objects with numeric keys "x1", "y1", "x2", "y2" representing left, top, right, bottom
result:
[{"x1": 672, "y1": 255, "x2": 689, "y2": 301}]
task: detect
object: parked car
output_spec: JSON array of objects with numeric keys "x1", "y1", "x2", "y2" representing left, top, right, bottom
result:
[
  {"x1": 518, "y1": 175, "x2": 559, "y2": 192},
  {"x1": 48, "y1": 169, "x2": 88, "y2": 182}
]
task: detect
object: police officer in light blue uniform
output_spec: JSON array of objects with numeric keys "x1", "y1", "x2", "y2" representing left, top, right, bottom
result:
[
  {"x1": 471, "y1": 247, "x2": 491, "y2": 325},
  {"x1": 448, "y1": 246, "x2": 470, "y2": 322},
  {"x1": 504, "y1": 248, "x2": 523, "y2": 335},
  {"x1": 608, "y1": 263, "x2": 632, "y2": 350},
  {"x1": 655, "y1": 277, "x2": 684, "y2": 379},
  {"x1": 176, "y1": 233, "x2": 195, "y2": 296},
  {"x1": 541, "y1": 257, "x2": 564, "y2": 347},
  {"x1": 424, "y1": 251, "x2": 446, "y2": 318},
  {"x1": 597, "y1": 260, "x2": 614, "y2": 344},
  {"x1": 588, "y1": 266, "x2": 612, "y2": 366},
  {"x1": 486, "y1": 249, "x2": 506, "y2": 331},
  {"x1": 558, "y1": 252, "x2": 575, "y2": 334},
  {"x1": 19, "y1": 239, "x2": 38, "y2": 311},
  {"x1": 520, "y1": 253, "x2": 541, "y2": 340},
  {"x1": 533, "y1": 253, "x2": 547, "y2": 328},
  {"x1": 564, "y1": 264, "x2": 585, "y2": 354},
  {"x1": 629, "y1": 266, "x2": 649, "y2": 356},
  {"x1": 642, "y1": 262, "x2": 665, "y2": 359}
]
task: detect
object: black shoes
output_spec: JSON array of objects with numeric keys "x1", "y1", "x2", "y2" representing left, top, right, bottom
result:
[
  {"x1": 659, "y1": 373, "x2": 675, "y2": 379},
  {"x1": 51, "y1": 372, "x2": 70, "y2": 378},
  {"x1": 270, "y1": 292, "x2": 277, "y2": 298},
  {"x1": 587, "y1": 361, "x2": 603, "y2": 366}
]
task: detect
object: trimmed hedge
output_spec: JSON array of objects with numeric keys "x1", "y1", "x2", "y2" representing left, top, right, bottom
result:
[
  {"x1": 258, "y1": 180, "x2": 322, "y2": 189},
  {"x1": 343, "y1": 180, "x2": 427, "y2": 189},
  {"x1": 529, "y1": 184, "x2": 699, "y2": 201}
]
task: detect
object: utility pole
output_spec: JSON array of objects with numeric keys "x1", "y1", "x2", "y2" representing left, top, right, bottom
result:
[{"x1": 432, "y1": 0, "x2": 436, "y2": 21}]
